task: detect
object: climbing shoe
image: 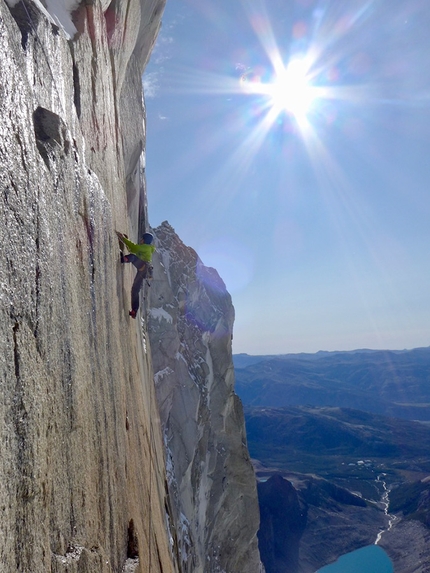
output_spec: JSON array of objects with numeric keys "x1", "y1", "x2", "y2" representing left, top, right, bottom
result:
[{"x1": 129, "y1": 309, "x2": 137, "y2": 319}]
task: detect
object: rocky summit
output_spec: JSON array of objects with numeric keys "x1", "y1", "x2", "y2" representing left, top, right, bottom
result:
[{"x1": 0, "y1": 1, "x2": 261, "y2": 572}]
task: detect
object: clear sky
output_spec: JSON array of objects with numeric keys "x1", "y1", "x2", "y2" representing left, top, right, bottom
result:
[{"x1": 143, "y1": 0, "x2": 430, "y2": 355}]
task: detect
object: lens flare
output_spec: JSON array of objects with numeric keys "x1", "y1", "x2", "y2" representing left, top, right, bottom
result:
[{"x1": 268, "y1": 58, "x2": 316, "y2": 119}]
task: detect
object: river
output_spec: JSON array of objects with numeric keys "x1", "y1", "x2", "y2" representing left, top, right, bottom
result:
[
  {"x1": 374, "y1": 473, "x2": 399, "y2": 544},
  {"x1": 316, "y1": 473, "x2": 396, "y2": 572}
]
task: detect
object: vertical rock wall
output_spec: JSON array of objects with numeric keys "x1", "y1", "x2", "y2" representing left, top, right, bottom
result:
[
  {"x1": 148, "y1": 222, "x2": 262, "y2": 573},
  {"x1": 0, "y1": 0, "x2": 176, "y2": 572}
]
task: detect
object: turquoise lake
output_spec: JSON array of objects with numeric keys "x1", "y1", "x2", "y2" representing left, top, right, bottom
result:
[{"x1": 317, "y1": 545, "x2": 393, "y2": 573}]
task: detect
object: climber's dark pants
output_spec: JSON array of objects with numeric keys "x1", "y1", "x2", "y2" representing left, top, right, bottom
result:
[
  {"x1": 122, "y1": 254, "x2": 143, "y2": 269},
  {"x1": 122, "y1": 255, "x2": 150, "y2": 312},
  {"x1": 131, "y1": 271, "x2": 146, "y2": 312}
]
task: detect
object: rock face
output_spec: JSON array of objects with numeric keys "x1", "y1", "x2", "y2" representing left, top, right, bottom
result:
[
  {"x1": 148, "y1": 222, "x2": 262, "y2": 573},
  {"x1": 255, "y1": 473, "x2": 384, "y2": 573},
  {"x1": 257, "y1": 475, "x2": 307, "y2": 573},
  {"x1": 380, "y1": 520, "x2": 430, "y2": 573},
  {"x1": 0, "y1": 0, "x2": 177, "y2": 572},
  {"x1": 1, "y1": 3, "x2": 263, "y2": 572}
]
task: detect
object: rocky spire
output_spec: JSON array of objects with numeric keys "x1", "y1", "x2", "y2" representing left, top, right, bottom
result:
[{"x1": 148, "y1": 221, "x2": 263, "y2": 573}]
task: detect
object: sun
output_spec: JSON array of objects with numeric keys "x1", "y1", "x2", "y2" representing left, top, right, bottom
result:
[
  {"x1": 267, "y1": 58, "x2": 317, "y2": 121},
  {"x1": 238, "y1": 56, "x2": 321, "y2": 130}
]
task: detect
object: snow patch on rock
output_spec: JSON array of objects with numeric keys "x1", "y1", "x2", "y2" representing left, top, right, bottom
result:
[
  {"x1": 150, "y1": 307, "x2": 173, "y2": 323},
  {"x1": 154, "y1": 366, "x2": 174, "y2": 384},
  {"x1": 45, "y1": 0, "x2": 80, "y2": 38}
]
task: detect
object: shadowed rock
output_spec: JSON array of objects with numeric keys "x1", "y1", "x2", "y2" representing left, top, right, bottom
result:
[
  {"x1": 148, "y1": 221, "x2": 263, "y2": 573},
  {"x1": 258, "y1": 475, "x2": 307, "y2": 573}
]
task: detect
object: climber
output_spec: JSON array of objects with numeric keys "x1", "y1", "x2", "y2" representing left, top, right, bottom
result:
[{"x1": 116, "y1": 230, "x2": 155, "y2": 319}]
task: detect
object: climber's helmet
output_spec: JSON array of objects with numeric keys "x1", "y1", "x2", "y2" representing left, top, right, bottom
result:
[{"x1": 141, "y1": 232, "x2": 154, "y2": 245}]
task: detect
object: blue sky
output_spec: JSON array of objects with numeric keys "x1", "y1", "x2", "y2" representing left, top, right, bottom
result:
[{"x1": 143, "y1": 0, "x2": 430, "y2": 355}]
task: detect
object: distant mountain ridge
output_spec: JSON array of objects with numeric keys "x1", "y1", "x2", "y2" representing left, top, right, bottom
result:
[
  {"x1": 233, "y1": 347, "x2": 425, "y2": 369},
  {"x1": 234, "y1": 347, "x2": 430, "y2": 421},
  {"x1": 244, "y1": 405, "x2": 430, "y2": 482}
]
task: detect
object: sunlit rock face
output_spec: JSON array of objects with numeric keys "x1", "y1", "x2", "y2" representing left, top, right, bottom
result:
[
  {"x1": 148, "y1": 221, "x2": 263, "y2": 573},
  {"x1": 0, "y1": 1, "x2": 176, "y2": 572}
]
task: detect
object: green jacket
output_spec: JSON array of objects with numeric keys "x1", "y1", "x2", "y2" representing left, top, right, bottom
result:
[{"x1": 122, "y1": 237, "x2": 155, "y2": 262}]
